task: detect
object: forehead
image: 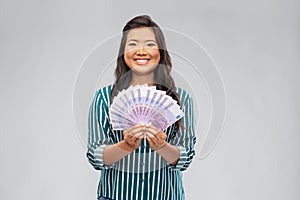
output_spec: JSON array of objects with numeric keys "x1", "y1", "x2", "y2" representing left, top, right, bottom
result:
[{"x1": 126, "y1": 27, "x2": 156, "y2": 41}]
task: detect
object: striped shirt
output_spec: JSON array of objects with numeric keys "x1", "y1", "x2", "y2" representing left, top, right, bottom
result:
[{"x1": 87, "y1": 85, "x2": 196, "y2": 200}]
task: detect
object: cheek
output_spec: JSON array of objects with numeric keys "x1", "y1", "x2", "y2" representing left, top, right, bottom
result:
[
  {"x1": 154, "y1": 51, "x2": 161, "y2": 62},
  {"x1": 149, "y1": 49, "x2": 160, "y2": 59},
  {"x1": 124, "y1": 50, "x2": 133, "y2": 61},
  {"x1": 124, "y1": 54, "x2": 131, "y2": 66}
]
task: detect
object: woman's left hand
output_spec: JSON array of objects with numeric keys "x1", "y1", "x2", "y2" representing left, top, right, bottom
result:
[{"x1": 145, "y1": 124, "x2": 167, "y2": 151}]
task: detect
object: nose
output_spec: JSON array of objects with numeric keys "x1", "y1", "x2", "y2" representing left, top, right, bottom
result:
[{"x1": 136, "y1": 45, "x2": 147, "y2": 56}]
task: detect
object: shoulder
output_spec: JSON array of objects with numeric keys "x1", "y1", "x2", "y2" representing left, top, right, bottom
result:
[
  {"x1": 94, "y1": 85, "x2": 113, "y2": 106},
  {"x1": 176, "y1": 87, "x2": 193, "y2": 104},
  {"x1": 96, "y1": 84, "x2": 113, "y2": 96}
]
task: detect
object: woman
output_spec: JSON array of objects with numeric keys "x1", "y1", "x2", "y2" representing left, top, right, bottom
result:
[{"x1": 87, "y1": 15, "x2": 196, "y2": 200}]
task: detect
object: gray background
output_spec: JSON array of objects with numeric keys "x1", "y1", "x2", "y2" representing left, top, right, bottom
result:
[{"x1": 1, "y1": 0, "x2": 299, "y2": 200}]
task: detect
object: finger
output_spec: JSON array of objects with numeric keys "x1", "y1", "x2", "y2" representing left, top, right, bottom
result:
[
  {"x1": 135, "y1": 123, "x2": 146, "y2": 128},
  {"x1": 157, "y1": 134, "x2": 167, "y2": 142},
  {"x1": 146, "y1": 131, "x2": 155, "y2": 138},
  {"x1": 147, "y1": 124, "x2": 164, "y2": 136},
  {"x1": 126, "y1": 133, "x2": 139, "y2": 141},
  {"x1": 132, "y1": 131, "x2": 144, "y2": 139},
  {"x1": 124, "y1": 123, "x2": 145, "y2": 133},
  {"x1": 150, "y1": 130, "x2": 167, "y2": 144},
  {"x1": 139, "y1": 134, "x2": 144, "y2": 139},
  {"x1": 146, "y1": 124, "x2": 159, "y2": 131},
  {"x1": 146, "y1": 129, "x2": 165, "y2": 141},
  {"x1": 130, "y1": 126, "x2": 146, "y2": 135},
  {"x1": 146, "y1": 132, "x2": 159, "y2": 145},
  {"x1": 146, "y1": 133, "x2": 155, "y2": 145},
  {"x1": 125, "y1": 135, "x2": 140, "y2": 147},
  {"x1": 131, "y1": 136, "x2": 143, "y2": 146},
  {"x1": 145, "y1": 123, "x2": 154, "y2": 130},
  {"x1": 155, "y1": 130, "x2": 166, "y2": 139},
  {"x1": 145, "y1": 126, "x2": 159, "y2": 135},
  {"x1": 123, "y1": 127, "x2": 133, "y2": 135}
]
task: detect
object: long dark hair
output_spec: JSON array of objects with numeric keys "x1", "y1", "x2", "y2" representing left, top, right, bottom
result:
[{"x1": 110, "y1": 15, "x2": 182, "y2": 129}]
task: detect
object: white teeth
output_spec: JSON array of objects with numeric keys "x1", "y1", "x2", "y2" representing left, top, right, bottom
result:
[{"x1": 136, "y1": 59, "x2": 148, "y2": 64}]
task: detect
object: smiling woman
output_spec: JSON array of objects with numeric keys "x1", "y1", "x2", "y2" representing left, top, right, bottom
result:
[
  {"x1": 87, "y1": 15, "x2": 196, "y2": 200},
  {"x1": 124, "y1": 27, "x2": 161, "y2": 80}
]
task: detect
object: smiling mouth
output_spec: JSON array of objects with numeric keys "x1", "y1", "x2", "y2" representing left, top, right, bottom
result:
[{"x1": 134, "y1": 59, "x2": 150, "y2": 65}]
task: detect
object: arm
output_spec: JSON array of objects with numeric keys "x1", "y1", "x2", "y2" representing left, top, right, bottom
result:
[
  {"x1": 86, "y1": 89, "x2": 145, "y2": 169},
  {"x1": 86, "y1": 89, "x2": 131, "y2": 170},
  {"x1": 145, "y1": 93, "x2": 196, "y2": 169},
  {"x1": 102, "y1": 141, "x2": 133, "y2": 166},
  {"x1": 167, "y1": 94, "x2": 196, "y2": 171},
  {"x1": 156, "y1": 142, "x2": 180, "y2": 165},
  {"x1": 103, "y1": 123, "x2": 146, "y2": 165},
  {"x1": 144, "y1": 125, "x2": 181, "y2": 165}
]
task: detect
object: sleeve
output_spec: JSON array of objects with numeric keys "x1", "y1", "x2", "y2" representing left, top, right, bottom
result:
[
  {"x1": 168, "y1": 93, "x2": 196, "y2": 171},
  {"x1": 86, "y1": 89, "x2": 115, "y2": 170}
]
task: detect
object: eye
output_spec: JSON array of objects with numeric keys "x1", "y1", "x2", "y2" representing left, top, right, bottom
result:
[
  {"x1": 146, "y1": 42, "x2": 156, "y2": 46},
  {"x1": 128, "y1": 42, "x2": 137, "y2": 46}
]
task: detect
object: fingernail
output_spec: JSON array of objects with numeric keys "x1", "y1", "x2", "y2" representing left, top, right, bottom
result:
[{"x1": 147, "y1": 133, "x2": 154, "y2": 138}]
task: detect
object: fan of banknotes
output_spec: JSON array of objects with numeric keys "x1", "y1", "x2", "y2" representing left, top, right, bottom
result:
[{"x1": 109, "y1": 84, "x2": 184, "y2": 131}]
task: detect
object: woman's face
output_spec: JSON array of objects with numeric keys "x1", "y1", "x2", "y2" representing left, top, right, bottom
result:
[{"x1": 124, "y1": 27, "x2": 160, "y2": 76}]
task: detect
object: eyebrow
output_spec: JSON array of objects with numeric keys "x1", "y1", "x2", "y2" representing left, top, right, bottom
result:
[{"x1": 127, "y1": 39, "x2": 157, "y2": 42}]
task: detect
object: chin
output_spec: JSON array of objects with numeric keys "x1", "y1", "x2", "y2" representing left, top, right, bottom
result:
[
  {"x1": 130, "y1": 65, "x2": 157, "y2": 73},
  {"x1": 131, "y1": 70, "x2": 155, "y2": 76}
]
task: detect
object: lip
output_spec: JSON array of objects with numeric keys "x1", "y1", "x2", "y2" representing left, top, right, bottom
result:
[{"x1": 134, "y1": 58, "x2": 150, "y2": 65}]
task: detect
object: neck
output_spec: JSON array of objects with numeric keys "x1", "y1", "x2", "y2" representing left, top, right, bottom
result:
[{"x1": 130, "y1": 73, "x2": 155, "y2": 86}]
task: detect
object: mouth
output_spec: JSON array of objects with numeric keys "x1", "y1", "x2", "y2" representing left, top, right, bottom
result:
[{"x1": 134, "y1": 58, "x2": 150, "y2": 65}]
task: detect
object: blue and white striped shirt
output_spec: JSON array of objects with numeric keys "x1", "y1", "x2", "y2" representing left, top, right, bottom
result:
[{"x1": 87, "y1": 85, "x2": 196, "y2": 200}]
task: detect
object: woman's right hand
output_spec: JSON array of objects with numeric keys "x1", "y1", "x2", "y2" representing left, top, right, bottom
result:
[{"x1": 122, "y1": 123, "x2": 146, "y2": 151}]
